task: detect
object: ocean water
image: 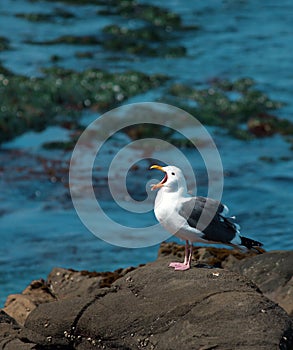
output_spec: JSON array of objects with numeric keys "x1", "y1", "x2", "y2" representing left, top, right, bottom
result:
[{"x1": 0, "y1": 0, "x2": 292, "y2": 307}]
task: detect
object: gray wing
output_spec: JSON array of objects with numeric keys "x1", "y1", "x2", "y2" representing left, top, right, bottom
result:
[{"x1": 179, "y1": 196, "x2": 238, "y2": 243}]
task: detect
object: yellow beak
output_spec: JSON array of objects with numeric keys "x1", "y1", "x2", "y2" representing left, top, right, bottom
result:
[
  {"x1": 150, "y1": 165, "x2": 167, "y2": 191},
  {"x1": 150, "y1": 164, "x2": 165, "y2": 172}
]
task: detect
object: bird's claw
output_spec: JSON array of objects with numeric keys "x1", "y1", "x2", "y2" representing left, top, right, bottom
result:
[{"x1": 169, "y1": 262, "x2": 191, "y2": 270}]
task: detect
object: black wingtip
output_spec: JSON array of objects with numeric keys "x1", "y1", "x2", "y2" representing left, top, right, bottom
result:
[{"x1": 240, "y1": 236, "x2": 263, "y2": 249}]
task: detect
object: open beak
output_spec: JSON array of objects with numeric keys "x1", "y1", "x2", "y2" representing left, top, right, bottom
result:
[{"x1": 150, "y1": 165, "x2": 168, "y2": 191}]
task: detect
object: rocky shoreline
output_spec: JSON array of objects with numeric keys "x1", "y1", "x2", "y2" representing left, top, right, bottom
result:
[{"x1": 1, "y1": 243, "x2": 293, "y2": 349}]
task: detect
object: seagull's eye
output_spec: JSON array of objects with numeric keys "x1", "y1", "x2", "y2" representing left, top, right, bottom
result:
[{"x1": 171, "y1": 172, "x2": 175, "y2": 176}]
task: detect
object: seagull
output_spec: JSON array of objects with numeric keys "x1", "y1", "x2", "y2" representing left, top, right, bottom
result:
[{"x1": 150, "y1": 164, "x2": 263, "y2": 271}]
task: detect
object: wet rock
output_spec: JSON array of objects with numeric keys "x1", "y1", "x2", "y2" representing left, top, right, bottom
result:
[
  {"x1": 17, "y1": 259, "x2": 293, "y2": 349},
  {"x1": 229, "y1": 250, "x2": 293, "y2": 318}
]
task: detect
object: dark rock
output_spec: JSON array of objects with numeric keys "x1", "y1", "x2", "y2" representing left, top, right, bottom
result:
[
  {"x1": 20, "y1": 259, "x2": 292, "y2": 349},
  {"x1": 228, "y1": 250, "x2": 293, "y2": 317},
  {"x1": 159, "y1": 243, "x2": 293, "y2": 318},
  {"x1": 1, "y1": 246, "x2": 293, "y2": 349},
  {"x1": 20, "y1": 296, "x2": 96, "y2": 348},
  {"x1": 47, "y1": 267, "x2": 104, "y2": 300},
  {"x1": 3, "y1": 267, "x2": 134, "y2": 329},
  {"x1": 47, "y1": 266, "x2": 136, "y2": 300},
  {"x1": 0, "y1": 310, "x2": 35, "y2": 350}
]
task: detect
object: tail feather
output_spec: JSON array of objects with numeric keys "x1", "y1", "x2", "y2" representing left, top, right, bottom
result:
[{"x1": 240, "y1": 236, "x2": 263, "y2": 249}]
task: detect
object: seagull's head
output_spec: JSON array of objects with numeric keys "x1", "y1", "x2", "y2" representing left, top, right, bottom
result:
[{"x1": 150, "y1": 164, "x2": 187, "y2": 194}]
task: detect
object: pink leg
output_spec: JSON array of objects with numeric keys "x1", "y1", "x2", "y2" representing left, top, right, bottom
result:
[
  {"x1": 169, "y1": 241, "x2": 189, "y2": 268},
  {"x1": 174, "y1": 244, "x2": 193, "y2": 270},
  {"x1": 169, "y1": 241, "x2": 193, "y2": 270}
]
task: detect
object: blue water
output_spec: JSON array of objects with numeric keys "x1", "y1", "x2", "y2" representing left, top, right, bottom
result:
[{"x1": 0, "y1": 0, "x2": 293, "y2": 307}]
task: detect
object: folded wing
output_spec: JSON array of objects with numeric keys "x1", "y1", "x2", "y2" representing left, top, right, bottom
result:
[{"x1": 179, "y1": 196, "x2": 239, "y2": 244}]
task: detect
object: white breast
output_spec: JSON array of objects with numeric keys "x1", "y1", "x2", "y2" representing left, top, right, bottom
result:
[
  {"x1": 154, "y1": 190, "x2": 186, "y2": 235},
  {"x1": 154, "y1": 189, "x2": 205, "y2": 242}
]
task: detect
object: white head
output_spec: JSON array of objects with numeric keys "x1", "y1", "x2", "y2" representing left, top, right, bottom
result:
[{"x1": 150, "y1": 165, "x2": 188, "y2": 194}]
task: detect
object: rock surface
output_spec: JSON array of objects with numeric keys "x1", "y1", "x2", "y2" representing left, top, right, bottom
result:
[
  {"x1": 1, "y1": 246, "x2": 293, "y2": 350},
  {"x1": 47, "y1": 266, "x2": 136, "y2": 300},
  {"x1": 229, "y1": 250, "x2": 293, "y2": 317},
  {"x1": 3, "y1": 279, "x2": 56, "y2": 326},
  {"x1": 2, "y1": 266, "x2": 136, "y2": 327},
  {"x1": 0, "y1": 310, "x2": 35, "y2": 350}
]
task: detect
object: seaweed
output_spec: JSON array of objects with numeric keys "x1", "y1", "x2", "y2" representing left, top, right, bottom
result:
[
  {"x1": 161, "y1": 78, "x2": 292, "y2": 142},
  {"x1": 0, "y1": 68, "x2": 168, "y2": 144}
]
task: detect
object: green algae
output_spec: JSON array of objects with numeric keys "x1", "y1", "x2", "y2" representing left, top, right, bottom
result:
[
  {"x1": 122, "y1": 78, "x2": 293, "y2": 147},
  {"x1": 103, "y1": 24, "x2": 165, "y2": 42},
  {"x1": 2, "y1": 1, "x2": 289, "y2": 147},
  {"x1": 28, "y1": 26, "x2": 186, "y2": 58},
  {"x1": 102, "y1": 36, "x2": 186, "y2": 57},
  {"x1": 30, "y1": 0, "x2": 185, "y2": 30},
  {"x1": 0, "y1": 68, "x2": 168, "y2": 144},
  {"x1": 99, "y1": 0, "x2": 200, "y2": 31},
  {"x1": 102, "y1": 24, "x2": 186, "y2": 57},
  {"x1": 15, "y1": 9, "x2": 75, "y2": 22},
  {"x1": 98, "y1": 3, "x2": 195, "y2": 57},
  {"x1": 25, "y1": 0, "x2": 193, "y2": 58},
  {"x1": 259, "y1": 155, "x2": 292, "y2": 163},
  {"x1": 26, "y1": 35, "x2": 101, "y2": 46},
  {"x1": 162, "y1": 78, "x2": 292, "y2": 141},
  {"x1": 107, "y1": 1, "x2": 182, "y2": 29},
  {"x1": 31, "y1": 0, "x2": 103, "y2": 4}
]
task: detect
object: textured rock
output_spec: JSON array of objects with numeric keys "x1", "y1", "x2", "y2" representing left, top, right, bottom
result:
[
  {"x1": 1, "y1": 246, "x2": 293, "y2": 350},
  {"x1": 3, "y1": 266, "x2": 136, "y2": 329},
  {"x1": 47, "y1": 267, "x2": 103, "y2": 300},
  {"x1": 159, "y1": 243, "x2": 293, "y2": 318},
  {"x1": 21, "y1": 259, "x2": 292, "y2": 350},
  {"x1": 0, "y1": 310, "x2": 35, "y2": 350},
  {"x1": 228, "y1": 250, "x2": 293, "y2": 317},
  {"x1": 47, "y1": 266, "x2": 136, "y2": 300},
  {"x1": 3, "y1": 279, "x2": 55, "y2": 326}
]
